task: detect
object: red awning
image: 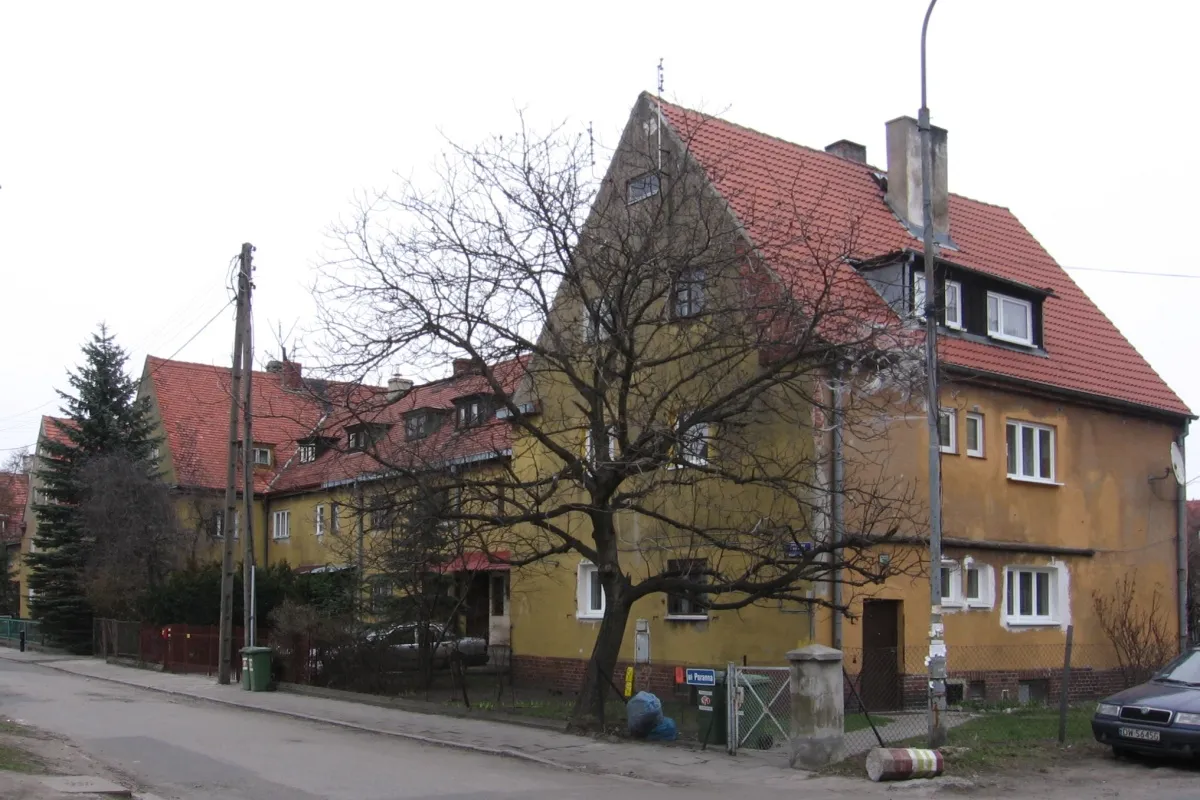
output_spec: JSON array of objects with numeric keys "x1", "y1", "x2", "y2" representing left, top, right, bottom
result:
[{"x1": 435, "y1": 551, "x2": 511, "y2": 573}]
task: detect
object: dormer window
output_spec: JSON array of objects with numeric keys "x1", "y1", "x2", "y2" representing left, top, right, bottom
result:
[
  {"x1": 987, "y1": 292, "x2": 1033, "y2": 346},
  {"x1": 348, "y1": 430, "x2": 367, "y2": 451},
  {"x1": 912, "y1": 272, "x2": 962, "y2": 330},
  {"x1": 456, "y1": 396, "x2": 493, "y2": 428},
  {"x1": 346, "y1": 423, "x2": 389, "y2": 452},
  {"x1": 298, "y1": 443, "x2": 317, "y2": 463},
  {"x1": 405, "y1": 410, "x2": 443, "y2": 441},
  {"x1": 252, "y1": 447, "x2": 273, "y2": 467}
]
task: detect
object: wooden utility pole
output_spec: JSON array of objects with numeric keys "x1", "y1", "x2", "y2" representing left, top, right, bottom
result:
[
  {"x1": 218, "y1": 244, "x2": 252, "y2": 684},
  {"x1": 240, "y1": 244, "x2": 256, "y2": 649}
]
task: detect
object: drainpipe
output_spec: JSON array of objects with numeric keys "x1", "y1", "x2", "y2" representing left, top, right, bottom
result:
[
  {"x1": 1178, "y1": 425, "x2": 1190, "y2": 651},
  {"x1": 356, "y1": 478, "x2": 365, "y2": 621},
  {"x1": 263, "y1": 494, "x2": 271, "y2": 573},
  {"x1": 831, "y1": 369, "x2": 845, "y2": 651}
]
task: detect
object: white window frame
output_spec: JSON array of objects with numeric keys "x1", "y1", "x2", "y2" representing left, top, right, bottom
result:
[
  {"x1": 315, "y1": 504, "x2": 326, "y2": 537},
  {"x1": 584, "y1": 425, "x2": 618, "y2": 465},
  {"x1": 252, "y1": 447, "x2": 272, "y2": 466},
  {"x1": 965, "y1": 412, "x2": 984, "y2": 458},
  {"x1": 672, "y1": 268, "x2": 705, "y2": 319},
  {"x1": 1006, "y1": 420, "x2": 1056, "y2": 483},
  {"x1": 676, "y1": 417, "x2": 712, "y2": 467},
  {"x1": 1003, "y1": 566, "x2": 1060, "y2": 626},
  {"x1": 962, "y1": 558, "x2": 995, "y2": 609},
  {"x1": 331, "y1": 502, "x2": 340, "y2": 534},
  {"x1": 627, "y1": 172, "x2": 660, "y2": 204},
  {"x1": 298, "y1": 443, "x2": 316, "y2": 463},
  {"x1": 576, "y1": 561, "x2": 605, "y2": 620},
  {"x1": 939, "y1": 560, "x2": 964, "y2": 607},
  {"x1": 944, "y1": 280, "x2": 963, "y2": 330},
  {"x1": 986, "y1": 292, "x2": 1034, "y2": 346},
  {"x1": 938, "y1": 408, "x2": 956, "y2": 454},
  {"x1": 665, "y1": 558, "x2": 710, "y2": 620},
  {"x1": 272, "y1": 509, "x2": 291, "y2": 540}
]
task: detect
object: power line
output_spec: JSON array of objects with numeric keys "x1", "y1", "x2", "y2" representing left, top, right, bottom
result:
[
  {"x1": 146, "y1": 299, "x2": 235, "y2": 376},
  {"x1": 1066, "y1": 266, "x2": 1200, "y2": 279}
]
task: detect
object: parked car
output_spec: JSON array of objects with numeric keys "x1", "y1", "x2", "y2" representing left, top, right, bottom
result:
[
  {"x1": 365, "y1": 623, "x2": 488, "y2": 669},
  {"x1": 1092, "y1": 648, "x2": 1200, "y2": 757}
]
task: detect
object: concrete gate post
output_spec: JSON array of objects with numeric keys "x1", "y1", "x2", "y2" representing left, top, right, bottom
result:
[{"x1": 786, "y1": 644, "x2": 845, "y2": 769}]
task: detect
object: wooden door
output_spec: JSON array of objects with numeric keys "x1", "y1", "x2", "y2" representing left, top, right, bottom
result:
[{"x1": 860, "y1": 599, "x2": 902, "y2": 711}]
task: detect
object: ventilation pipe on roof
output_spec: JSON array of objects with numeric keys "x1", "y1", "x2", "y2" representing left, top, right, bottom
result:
[
  {"x1": 824, "y1": 140, "x2": 867, "y2": 164},
  {"x1": 387, "y1": 376, "x2": 414, "y2": 402},
  {"x1": 885, "y1": 116, "x2": 949, "y2": 239}
]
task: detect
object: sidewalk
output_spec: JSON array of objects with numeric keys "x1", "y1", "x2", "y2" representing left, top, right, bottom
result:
[{"x1": 0, "y1": 648, "x2": 889, "y2": 793}]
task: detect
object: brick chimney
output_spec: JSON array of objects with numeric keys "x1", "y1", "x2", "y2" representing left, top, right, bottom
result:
[
  {"x1": 824, "y1": 139, "x2": 867, "y2": 164},
  {"x1": 452, "y1": 359, "x2": 478, "y2": 377},
  {"x1": 280, "y1": 361, "x2": 303, "y2": 391},
  {"x1": 885, "y1": 116, "x2": 948, "y2": 238}
]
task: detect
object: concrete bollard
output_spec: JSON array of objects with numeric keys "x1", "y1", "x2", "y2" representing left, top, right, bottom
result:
[{"x1": 865, "y1": 747, "x2": 944, "y2": 782}]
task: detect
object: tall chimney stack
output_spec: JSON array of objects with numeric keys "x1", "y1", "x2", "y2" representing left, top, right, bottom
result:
[
  {"x1": 387, "y1": 375, "x2": 414, "y2": 401},
  {"x1": 885, "y1": 116, "x2": 949, "y2": 238}
]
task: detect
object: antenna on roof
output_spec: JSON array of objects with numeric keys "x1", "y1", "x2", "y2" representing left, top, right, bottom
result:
[{"x1": 656, "y1": 58, "x2": 664, "y2": 171}]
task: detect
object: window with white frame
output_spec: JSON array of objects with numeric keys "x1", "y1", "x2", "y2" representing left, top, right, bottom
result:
[
  {"x1": 1006, "y1": 420, "x2": 1055, "y2": 482},
  {"x1": 584, "y1": 425, "x2": 618, "y2": 465},
  {"x1": 1004, "y1": 566, "x2": 1058, "y2": 624},
  {"x1": 939, "y1": 560, "x2": 963, "y2": 606},
  {"x1": 912, "y1": 273, "x2": 962, "y2": 329},
  {"x1": 298, "y1": 443, "x2": 316, "y2": 463},
  {"x1": 666, "y1": 558, "x2": 709, "y2": 618},
  {"x1": 272, "y1": 509, "x2": 291, "y2": 540},
  {"x1": 577, "y1": 561, "x2": 605, "y2": 619},
  {"x1": 584, "y1": 296, "x2": 615, "y2": 343},
  {"x1": 677, "y1": 417, "x2": 711, "y2": 467},
  {"x1": 315, "y1": 504, "x2": 326, "y2": 536},
  {"x1": 965, "y1": 413, "x2": 984, "y2": 457},
  {"x1": 986, "y1": 292, "x2": 1034, "y2": 346},
  {"x1": 938, "y1": 408, "x2": 956, "y2": 454},
  {"x1": 331, "y1": 502, "x2": 340, "y2": 533},
  {"x1": 252, "y1": 447, "x2": 272, "y2": 466},
  {"x1": 962, "y1": 559, "x2": 994, "y2": 608},
  {"x1": 672, "y1": 268, "x2": 704, "y2": 319},
  {"x1": 627, "y1": 172, "x2": 660, "y2": 204}
]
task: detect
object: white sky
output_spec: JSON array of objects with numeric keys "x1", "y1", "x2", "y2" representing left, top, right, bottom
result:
[{"x1": 2, "y1": 1, "x2": 1197, "y2": 493}]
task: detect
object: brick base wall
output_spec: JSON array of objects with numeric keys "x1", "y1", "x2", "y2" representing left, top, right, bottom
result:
[
  {"x1": 512, "y1": 654, "x2": 688, "y2": 697},
  {"x1": 846, "y1": 666, "x2": 1131, "y2": 711}
]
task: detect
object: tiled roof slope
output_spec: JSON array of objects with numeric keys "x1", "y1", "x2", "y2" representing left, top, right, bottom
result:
[
  {"x1": 143, "y1": 356, "x2": 522, "y2": 495},
  {"x1": 0, "y1": 471, "x2": 28, "y2": 543},
  {"x1": 655, "y1": 97, "x2": 1190, "y2": 417},
  {"x1": 40, "y1": 416, "x2": 74, "y2": 447}
]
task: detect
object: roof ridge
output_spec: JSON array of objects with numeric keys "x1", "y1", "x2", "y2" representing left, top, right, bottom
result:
[{"x1": 649, "y1": 94, "x2": 1010, "y2": 209}]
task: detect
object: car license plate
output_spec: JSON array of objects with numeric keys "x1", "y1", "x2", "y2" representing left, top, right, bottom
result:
[{"x1": 1118, "y1": 727, "x2": 1160, "y2": 742}]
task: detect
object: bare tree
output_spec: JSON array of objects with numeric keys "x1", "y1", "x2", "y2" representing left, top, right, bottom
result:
[
  {"x1": 1094, "y1": 573, "x2": 1175, "y2": 687},
  {"x1": 78, "y1": 453, "x2": 188, "y2": 619},
  {"x1": 314, "y1": 102, "x2": 924, "y2": 725}
]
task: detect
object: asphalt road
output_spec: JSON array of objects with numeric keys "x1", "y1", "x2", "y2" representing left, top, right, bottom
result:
[{"x1": 0, "y1": 658, "x2": 730, "y2": 800}]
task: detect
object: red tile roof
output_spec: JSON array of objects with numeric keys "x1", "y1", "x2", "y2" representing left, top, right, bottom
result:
[
  {"x1": 655, "y1": 97, "x2": 1190, "y2": 418},
  {"x1": 143, "y1": 357, "x2": 523, "y2": 495},
  {"x1": 40, "y1": 416, "x2": 74, "y2": 447},
  {"x1": 0, "y1": 471, "x2": 28, "y2": 543}
]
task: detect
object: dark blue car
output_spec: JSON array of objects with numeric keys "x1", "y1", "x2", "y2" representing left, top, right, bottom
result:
[{"x1": 1092, "y1": 649, "x2": 1200, "y2": 757}]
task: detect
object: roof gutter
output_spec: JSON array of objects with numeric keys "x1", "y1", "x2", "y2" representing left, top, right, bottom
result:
[
  {"x1": 319, "y1": 448, "x2": 513, "y2": 491},
  {"x1": 891, "y1": 535, "x2": 1095, "y2": 558}
]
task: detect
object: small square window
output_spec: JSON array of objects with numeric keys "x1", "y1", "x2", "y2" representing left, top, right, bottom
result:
[
  {"x1": 298, "y1": 443, "x2": 316, "y2": 463},
  {"x1": 986, "y1": 292, "x2": 1034, "y2": 346},
  {"x1": 1004, "y1": 566, "x2": 1059, "y2": 625},
  {"x1": 627, "y1": 172, "x2": 660, "y2": 204},
  {"x1": 965, "y1": 413, "x2": 984, "y2": 457},
  {"x1": 938, "y1": 408, "x2": 956, "y2": 454},
  {"x1": 666, "y1": 558, "x2": 709, "y2": 618},
  {"x1": 677, "y1": 416, "x2": 711, "y2": 467},
  {"x1": 252, "y1": 447, "x2": 272, "y2": 466},
  {"x1": 456, "y1": 397, "x2": 492, "y2": 428}
]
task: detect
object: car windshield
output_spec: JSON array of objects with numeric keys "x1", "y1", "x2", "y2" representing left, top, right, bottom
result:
[{"x1": 1153, "y1": 650, "x2": 1200, "y2": 685}]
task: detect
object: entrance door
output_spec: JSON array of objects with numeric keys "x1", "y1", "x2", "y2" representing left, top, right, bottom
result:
[
  {"x1": 463, "y1": 572, "x2": 491, "y2": 640},
  {"x1": 860, "y1": 599, "x2": 901, "y2": 711}
]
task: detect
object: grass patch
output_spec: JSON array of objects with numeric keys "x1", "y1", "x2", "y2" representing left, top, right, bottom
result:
[
  {"x1": 823, "y1": 706, "x2": 1103, "y2": 778},
  {"x1": 0, "y1": 742, "x2": 43, "y2": 774},
  {"x1": 846, "y1": 713, "x2": 892, "y2": 733}
]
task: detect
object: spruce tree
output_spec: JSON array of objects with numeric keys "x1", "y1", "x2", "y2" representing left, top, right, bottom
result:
[{"x1": 27, "y1": 326, "x2": 158, "y2": 652}]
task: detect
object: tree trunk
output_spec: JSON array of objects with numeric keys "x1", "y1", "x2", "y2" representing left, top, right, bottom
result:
[{"x1": 570, "y1": 597, "x2": 632, "y2": 729}]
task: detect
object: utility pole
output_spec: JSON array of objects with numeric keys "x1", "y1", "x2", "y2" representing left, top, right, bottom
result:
[
  {"x1": 918, "y1": 0, "x2": 948, "y2": 748},
  {"x1": 218, "y1": 245, "x2": 251, "y2": 685},
  {"x1": 240, "y1": 244, "x2": 256, "y2": 649}
]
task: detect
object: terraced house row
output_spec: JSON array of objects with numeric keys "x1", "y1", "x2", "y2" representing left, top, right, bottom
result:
[{"x1": 14, "y1": 93, "x2": 1193, "y2": 709}]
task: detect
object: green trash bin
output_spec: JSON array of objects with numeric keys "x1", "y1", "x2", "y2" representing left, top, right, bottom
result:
[
  {"x1": 696, "y1": 672, "x2": 727, "y2": 746},
  {"x1": 734, "y1": 673, "x2": 775, "y2": 750},
  {"x1": 241, "y1": 646, "x2": 273, "y2": 692}
]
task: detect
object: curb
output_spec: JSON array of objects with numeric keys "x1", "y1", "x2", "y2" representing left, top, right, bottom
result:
[{"x1": 31, "y1": 660, "x2": 617, "y2": 779}]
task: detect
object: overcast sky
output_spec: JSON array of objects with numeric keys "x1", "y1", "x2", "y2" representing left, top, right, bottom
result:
[{"x1": 2, "y1": 1, "x2": 1197, "y2": 492}]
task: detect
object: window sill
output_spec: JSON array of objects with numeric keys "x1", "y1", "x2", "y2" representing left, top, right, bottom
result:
[
  {"x1": 1004, "y1": 617, "x2": 1060, "y2": 628},
  {"x1": 965, "y1": 600, "x2": 992, "y2": 610},
  {"x1": 1006, "y1": 475, "x2": 1063, "y2": 487},
  {"x1": 272, "y1": 536, "x2": 291, "y2": 541},
  {"x1": 939, "y1": 448, "x2": 957, "y2": 455},
  {"x1": 576, "y1": 612, "x2": 604, "y2": 622},
  {"x1": 987, "y1": 332, "x2": 1034, "y2": 347},
  {"x1": 664, "y1": 615, "x2": 709, "y2": 622}
]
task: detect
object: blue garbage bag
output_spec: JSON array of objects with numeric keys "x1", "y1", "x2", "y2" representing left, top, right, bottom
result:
[
  {"x1": 646, "y1": 716, "x2": 678, "y2": 742},
  {"x1": 626, "y1": 691, "x2": 664, "y2": 737}
]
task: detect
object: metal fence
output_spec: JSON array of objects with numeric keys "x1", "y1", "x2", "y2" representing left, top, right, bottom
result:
[
  {"x1": 726, "y1": 664, "x2": 791, "y2": 756},
  {"x1": 94, "y1": 619, "x2": 243, "y2": 678},
  {"x1": 841, "y1": 640, "x2": 1176, "y2": 751},
  {"x1": 0, "y1": 617, "x2": 43, "y2": 646}
]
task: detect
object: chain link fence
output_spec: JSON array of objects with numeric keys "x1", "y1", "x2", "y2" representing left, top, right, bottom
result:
[
  {"x1": 0, "y1": 617, "x2": 43, "y2": 647},
  {"x1": 841, "y1": 641, "x2": 1178, "y2": 752}
]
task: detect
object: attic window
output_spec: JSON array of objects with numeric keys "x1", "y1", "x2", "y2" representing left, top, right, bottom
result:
[
  {"x1": 405, "y1": 411, "x2": 440, "y2": 441},
  {"x1": 456, "y1": 396, "x2": 493, "y2": 428},
  {"x1": 348, "y1": 430, "x2": 368, "y2": 451},
  {"x1": 987, "y1": 292, "x2": 1033, "y2": 346},
  {"x1": 252, "y1": 447, "x2": 272, "y2": 467},
  {"x1": 298, "y1": 443, "x2": 317, "y2": 464},
  {"x1": 627, "y1": 172, "x2": 660, "y2": 204}
]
